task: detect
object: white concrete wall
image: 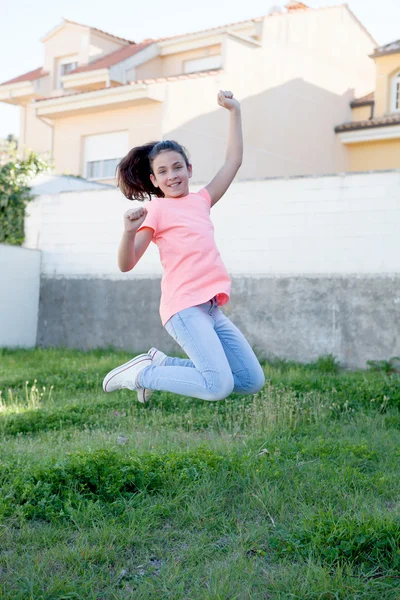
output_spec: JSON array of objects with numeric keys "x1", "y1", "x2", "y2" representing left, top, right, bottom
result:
[
  {"x1": 23, "y1": 170, "x2": 400, "y2": 278},
  {"x1": 0, "y1": 244, "x2": 41, "y2": 347}
]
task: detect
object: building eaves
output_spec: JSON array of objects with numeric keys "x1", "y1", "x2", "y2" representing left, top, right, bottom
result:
[
  {"x1": 0, "y1": 67, "x2": 48, "y2": 87},
  {"x1": 335, "y1": 113, "x2": 400, "y2": 133},
  {"x1": 350, "y1": 92, "x2": 375, "y2": 108},
  {"x1": 370, "y1": 39, "x2": 400, "y2": 59},
  {"x1": 148, "y1": 15, "x2": 264, "y2": 44},
  {"x1": 33, "y1": 68, "x2": 222, "y2": 103},
  {"x1": 63, "y1": 18, "x2": 134, "y2": 44}
]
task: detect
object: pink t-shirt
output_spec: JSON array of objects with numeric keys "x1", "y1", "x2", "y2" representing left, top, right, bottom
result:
[{"x1": 137, "y1": 188, "x2": 231, "y2": 326}]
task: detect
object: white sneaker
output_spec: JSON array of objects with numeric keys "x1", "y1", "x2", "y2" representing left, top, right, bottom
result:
[
  {"x1": 135, "y1": 348, "x2": 168, "y2": 403},
  {"x1": 103, "y1": 354, "x2": 152, "y2": 402},
  {"x1": 147, "y1": 347, "x2": 167, "y2": 366}
]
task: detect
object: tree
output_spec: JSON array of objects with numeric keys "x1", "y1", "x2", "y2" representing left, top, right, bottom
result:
[
  {"x1": 0, "y1": 149, "x2": 50, "y2": 246},
  {"x1": 6, "y1": 133, "x2": 18, "y2": 145}
]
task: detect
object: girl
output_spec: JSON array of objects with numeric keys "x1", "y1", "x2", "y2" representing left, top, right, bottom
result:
[{"x1": 103, "y1": 90, "x2": 265, "y2": 403}]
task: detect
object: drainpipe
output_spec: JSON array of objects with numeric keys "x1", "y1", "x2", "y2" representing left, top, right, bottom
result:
[{"x1": 35, "y1": 110, "x2": 54, "y2": 165}]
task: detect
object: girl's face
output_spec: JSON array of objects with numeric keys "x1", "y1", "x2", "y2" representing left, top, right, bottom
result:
[{"x1": 150, "y1": 150, "x2": 192, "y2": 198}]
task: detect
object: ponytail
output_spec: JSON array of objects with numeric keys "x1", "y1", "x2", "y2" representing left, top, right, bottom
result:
[{"x1": 117, "y1": 140, "x2": 190, "y2": 201}]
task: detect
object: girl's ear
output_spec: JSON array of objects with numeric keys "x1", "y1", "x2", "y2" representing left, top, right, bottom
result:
[
  {"x1": 150, "y1": 173, "x2": 158, "y2": 188},
  {"x1": 188, "y1": 163, "x2": 193, "y2": 179}
]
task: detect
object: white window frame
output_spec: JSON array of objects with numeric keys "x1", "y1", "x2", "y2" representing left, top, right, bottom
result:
[
  {"x1": 84, "y1": 131, "x2": 128, "y2": 181},
  {"x1": 183, "y1": 54, "x2": 222, "y2": 74},
  {"x1": 86, "y1": 158, "x2": 122, "y2": 181},
  {"x1": 391, "y1": 71, "x2": 400, "y2": 113},
  {"x1": 56, "y1": 55, "x2": 79, "y2": 89}
]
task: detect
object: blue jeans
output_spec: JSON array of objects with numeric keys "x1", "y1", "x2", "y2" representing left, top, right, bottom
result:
[{"x1": 139, "y1": 297, "x2": 265, "y2": 401}]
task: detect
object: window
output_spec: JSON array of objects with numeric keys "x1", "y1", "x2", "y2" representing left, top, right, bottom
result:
[
  {"x1": 60, "y1": 62, "x2": 78, "y2": 77},
  {"x1": 86, "y1": 158, "x2": 121, "y2": 180},
  {"x1": 56, "y1": 55, "x2": 79, "y2": 89},
  {"x1": 391, "y1": 71, "x2": 400, "y2": 112},
  {"x1": 183, "y1": 55, "x2": 222, "y2": 74},
  {"x1": 84, "y1": 131, "x2": 129, "y2": 180}
]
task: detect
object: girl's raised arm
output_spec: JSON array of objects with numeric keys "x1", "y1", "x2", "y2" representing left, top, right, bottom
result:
[{"x1": 205, "y1": 90, "x2": 243, "y2": 207}]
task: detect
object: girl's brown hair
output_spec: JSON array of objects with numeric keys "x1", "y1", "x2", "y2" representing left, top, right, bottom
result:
[{"x1": 117, "y1": 140, "x2": 190, "y2": 201}]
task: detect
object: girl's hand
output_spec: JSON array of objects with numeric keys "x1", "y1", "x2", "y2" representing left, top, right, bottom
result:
[
  {"x1": 123, "y1": 206, "x2": 148, "y2": 234},
  {"x1": 217, "y1": 90, "x2": 240, "y2": 111}
]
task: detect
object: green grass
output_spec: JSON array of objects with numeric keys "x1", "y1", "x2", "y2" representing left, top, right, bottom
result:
[{"x1": 1, "y1": 348, "x2": 400, "y2": 599}]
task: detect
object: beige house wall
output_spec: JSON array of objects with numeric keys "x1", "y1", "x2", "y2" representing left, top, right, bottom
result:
[
  {"x1": 22, "y1": 104, "x2": 52, "y2": 156},
  {"x1": 374, "y1": 53, "x2": 400, "y2": 117},
  {"x1": 20, "y1": 5, "x2": 377, "y2": 180},
  {"x1": 162, "y1": 44, "x2": 221, "y2": 77},
  {"x1": 348, "y1": 139, "x2": 400, "y2": 171},
  {"x1": 52, "y1": 101, "x2": 163, "y2": 177},
  {"x1": 135, "y1": 57, "x2": 164, "y2": 80},
  {"x1": 44, "y1": 23, "x2": 88, "y2": 87},
  {"x1": 135, "y1": 45, "x2": 222, "y2": 80},
  {"x1": 89, "y1": 31, "x2": 126, "y2": 60},
  {"x1": 351, "y1": 105, "x2": 372, "y2": 121},
  {"x1": 214, "y1": 6, "x2": 375, "y2": 178},
  {"x1": 43, "y1": 23, "x2": 125, "y2": 91},
  {"x1": 342, "y1": 52, "x2": 400, "y2": 172}
]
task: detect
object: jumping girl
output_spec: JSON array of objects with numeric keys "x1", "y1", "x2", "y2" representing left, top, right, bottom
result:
[{"x1": 103, "y1": 90, "x2": 265, "y2": 403}]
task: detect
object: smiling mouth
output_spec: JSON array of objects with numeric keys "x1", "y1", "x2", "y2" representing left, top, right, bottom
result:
[{"x1": 169, "y1": 182, "x2": 181, "y2": 188}]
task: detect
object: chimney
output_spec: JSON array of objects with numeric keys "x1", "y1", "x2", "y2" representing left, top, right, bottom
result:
[
  {"x1": 268, "y1": 5, "x2": 283, "y2": 15},
  {"x1": 286, "y1": 1, "x2": 309, "y2": 11}
]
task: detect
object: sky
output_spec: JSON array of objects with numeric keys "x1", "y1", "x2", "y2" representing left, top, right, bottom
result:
[{"x1": 1, "y1": 0, "x2": 399, "y2": 139}]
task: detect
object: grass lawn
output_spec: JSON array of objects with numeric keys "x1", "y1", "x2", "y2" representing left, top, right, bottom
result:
[{"x1": 1, "y1": 348, "x2": 400, "y2": 599}]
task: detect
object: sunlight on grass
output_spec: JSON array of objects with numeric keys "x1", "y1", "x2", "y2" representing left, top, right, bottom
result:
[
  {"x1": 1, "y1": 348, "x2": 400, "y2": 599},
  {"x1": 0, "y1": 379, "x2": 54, "y2": 415}
]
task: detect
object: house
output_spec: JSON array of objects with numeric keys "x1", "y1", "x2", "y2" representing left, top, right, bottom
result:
[
  {"x1": 0, "y1": 2, "x2": 376, "y2": 184},
  {"x1": 335, "y1": 40, "x2": 400, "y2": 171}
]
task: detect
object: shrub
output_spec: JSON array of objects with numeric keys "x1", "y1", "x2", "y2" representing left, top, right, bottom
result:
[{"x1": 0, "y1": 148, "x2": 50, "y2": 245}]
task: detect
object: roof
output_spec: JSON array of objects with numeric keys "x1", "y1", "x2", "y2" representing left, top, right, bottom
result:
[
  {"x1": 68, "y1": 15, "x2": 263, "y2": 75},
  {"x1": 2, "y1": 5, "x2": 377, "y2": 89},
  {"x1": 350, "y1": 92, "x2": 374, "y2": 108},
  {"x1": 34, "y1": 68, "x2": 222, "y2": 103},
  {"x1": 286, "y1": 1, "x2": 309, "y2": 10},
  {"x1": 69, "y1": 42, "x2": 152, "y2": 74},
  {"x1": 42, "y1": 18, "x2": 133, "y2": 45},
  {"x1": 371, "y1": 39, "x2": 400, "y2": 58},
  {"x1": 30, "y1": 173, "x2": 113, "y2": 196},
  {"x1": 335, "y1": 113, "x2": 400, "y2": 133},
  {"x1": 150, "y1": 15, "x2": 263, "y2": 44},
  {"x1": 0, "y1": 67, "x2": 48, "y2": 87}
]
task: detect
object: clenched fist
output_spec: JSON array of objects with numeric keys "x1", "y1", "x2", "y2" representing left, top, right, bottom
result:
[
  {"x1": 217, "y1": 90, "x2": 240, "y2": 112},
  {"x1": 123, "y1": 206, "x2": 148, "y2": 234}
]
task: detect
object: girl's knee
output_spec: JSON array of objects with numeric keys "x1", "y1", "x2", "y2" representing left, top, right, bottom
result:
[
  {"x1": 244, "y1": 367, "x2": 266, "y2": 394},
  {"x1": 205, "y1": 371, "x2": 234, "y2": 401},
  {"x1": 253, "y1": 370, "x2": 266, "y2": 393},
  {"x1": 253, "y1": 368, "x2": 266, "y2": 393}
]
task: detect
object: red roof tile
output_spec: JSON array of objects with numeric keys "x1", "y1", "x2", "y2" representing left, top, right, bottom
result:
[
  {"x1": 0, "y1": 67, "x2": 48, "y2": 87},
  {"x1": 286, "y1": 2, "x2": 309, "y2": 11},
  {"x1": 69, "y1": 42, "x2": 152, "y2": 74},
  {"x1": 335, "y1": 113, "x2": 400, "y2": 133}
]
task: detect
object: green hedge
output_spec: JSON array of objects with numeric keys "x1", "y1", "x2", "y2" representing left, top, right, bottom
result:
[{"x1": 0, "y1": 147, "x2": 49, "y2": 246}]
